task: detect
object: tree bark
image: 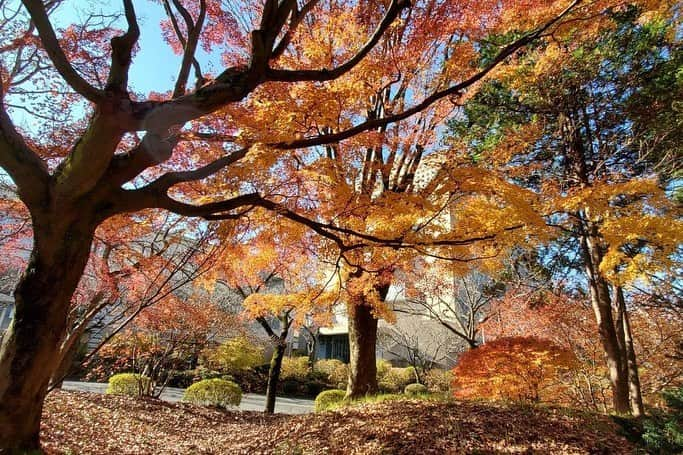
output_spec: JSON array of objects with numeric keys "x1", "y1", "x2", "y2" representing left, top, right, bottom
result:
[
  {"x1": 49, "y1": 335, "x2": 81, "y2": 390},
  {"x1": 615, "y1": 286, "x2": 644, "y2": 417},
  {"x1": 258, "y1": 315, "x2": 290, "y2": 414},
  {"x1": 346, "y1": 300, "x2": 380, "y2": 399},
  {"x1": 578, "y1": 222, "x2": 630, "y2": 414},
  {"x1": 0, "y1": 217, "x2": 94, "y2": 452},
  {"x1": 265, "y1": 342, "x2": 286, "y2": 414}
]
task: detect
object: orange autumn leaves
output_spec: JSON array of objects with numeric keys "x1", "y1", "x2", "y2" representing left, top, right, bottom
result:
[{"x1": 452, "y1": 336, "x2": 579, "y2": 403}]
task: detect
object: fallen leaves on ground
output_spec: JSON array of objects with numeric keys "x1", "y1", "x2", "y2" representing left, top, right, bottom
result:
[{"x1": 42, "y1": 390, "x2": 632, "y2": 454}]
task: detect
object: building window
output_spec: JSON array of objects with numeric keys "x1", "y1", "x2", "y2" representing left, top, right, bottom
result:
[{"x1": 319, "y1": 334, "x2": 350, "y2": 363}]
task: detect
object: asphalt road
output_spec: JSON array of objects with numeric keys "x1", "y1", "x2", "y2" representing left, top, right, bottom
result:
[{"x1": 61, "y1": 381, "x2": 314, "y2": 415}]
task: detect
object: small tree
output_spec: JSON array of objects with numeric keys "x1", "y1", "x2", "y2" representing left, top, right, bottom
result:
[
  {"x1": 202, "y1": 336, "x2": 264, "y2": 375},
  {"x1": 452, "y1": 336, "x2": 578, "y2": 403},
  {"x1": 85, "y1": 293, "x2": 234, "y2": 394}
]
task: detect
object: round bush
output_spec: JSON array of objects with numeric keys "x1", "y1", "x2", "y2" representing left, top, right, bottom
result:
[
  {"x1": 314, "y1": 359, "x2": 348, "y2": 385},
  {"x1": 106, "y1": 373, "x2": 152, "y2": 397},
  {"x1": 404, "y1": 383, "x2": 428, "y2": 396},
  {"x1": 379, "y1": 367, "x2": 415, "y2": 393},
  {"x1": 281, "y1": 356, "x2": 311, "y2": 381},
  {"x1": 376, "y1": 359, "x2": 392, "y2": 380},
  {"x1": 183, "y1": 378, "x2": 242, "y2": 408},
  {"x1": 314, "y1": 389, "x2": 346, "y2": 412}
]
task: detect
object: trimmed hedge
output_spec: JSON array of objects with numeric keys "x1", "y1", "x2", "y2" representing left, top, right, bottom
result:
[
  {"x1": 404, "y1": 383, "x2": 428, "y2": 396},
  {"x1": 314, "y1": 389, "x2": 346, "y2": 412},
  {"x1": 314, "y1": 359, "x2": 348, "y2": 386},
  {"x1": 376, "y1": 359, "x2": 392, "y2": 379},
  {"x1": 106, "y1": 373, "x2": 152, "y2": 397},
  {"x1": 183, "y1": 378, "x2": 242, "y2": 408},
  {"x1": 280, "y1": 356, "x2": 311, "y2": 381},
  {"x1": 379, "y1": 367, "x2": 416, "y2": 393}
]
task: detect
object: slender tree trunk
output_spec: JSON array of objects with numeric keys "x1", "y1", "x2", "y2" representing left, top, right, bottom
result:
[
  {"x1": 578, "y1": 223, "x2": 630, "y2": 414},
  {"x1": 346, "y1": 302, "x2": 379, "y2": 399},
  {"x1": 615, "y1": 286, "x2": 644, "y2": 417},
  {"x1": 0, "y1": 218, "x2": 94, "y2": 452},
  {"x1": 50, "y1": 335, "x2": 81, "y2": 390},
  {"x1": 265, "y1": 341, "x2": 286, "y2": 414}
]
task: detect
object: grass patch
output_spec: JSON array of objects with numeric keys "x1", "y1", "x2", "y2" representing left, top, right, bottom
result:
[{"x1": 325, "y1": 391, "x2": 452, "y2": 411}]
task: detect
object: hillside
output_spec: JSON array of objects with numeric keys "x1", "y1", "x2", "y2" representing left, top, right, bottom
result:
[{"x1": 42, "y1": 391, "x2": 632, "y2": 454}]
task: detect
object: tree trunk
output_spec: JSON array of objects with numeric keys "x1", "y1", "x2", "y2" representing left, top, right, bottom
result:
[
  {"x1": 578, "y1": 222, "x2": 630, "y2": 414},
  {"x1": 346, "y1": 302, "x2": 379, "y2": 399},
  {"x1": 49, "y1": 336, "x2": 80, "y2": 390},
  {"x1": 265, "y1": 341, "x2": 286, "y2": 414},
  {"x1": 0, "y1": 219, "x2": 94, "y2": 452},
  {"x1": 616, "y1": 286, "x2": 644, "y2": 417}
]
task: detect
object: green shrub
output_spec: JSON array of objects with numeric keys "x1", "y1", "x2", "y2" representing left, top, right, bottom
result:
[
  {"x1": 376, "y1": 359, "x2": 392, "y2": 380},
  {"x1": 314, "y1": 389, "x2": 347, "y2": 412},
  {"x1": 379, "y1": 367, "x2": 416, "y2": 393},
  {"x1": 424, "y1": 368, "x2": 452, "y2": 393},
  {"x1": 106, "y1": 373, "x2": 152, "y2": 396},
  {"x1": 202, "y1": 337, "x2": 264, "y2": 374},
  {"x1": 642, "y1": 387, "x2": 683, "y2": 453},
  {"x1": 314, "y1": 359, "x2": 348, "y2": 386},
  {"x1": 404, "y1": 383, "x2": 428, "y2": 396},
  {"x1": 183, "y1": 378, "x2": 242, "y2": 408},
  {"x1": 281, "y1": 356, "x2": 310, "y2": 381}
]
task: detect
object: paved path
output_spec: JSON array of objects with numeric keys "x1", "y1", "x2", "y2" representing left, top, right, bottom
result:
[{"x1": 62, "y1": 381, "x2": 314, "y2": 415}]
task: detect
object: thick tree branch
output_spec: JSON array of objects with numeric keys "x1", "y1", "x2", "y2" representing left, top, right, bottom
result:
[
  {"x1": 21, "y1": 0, "x2": 103, "y2": 102},
  {"x1": 257, "y1": 316, "x2": 279, "y2": 340},
  {"x1": 106, "y1": 0, "x2": 140, "y2": 93},
  {"x1": 144, "y1": 146, "x2": 250, "y2": 191},
  {"x1": 129, "y1": 0, "x2": 409, "y2": 134},
  {"x1": 170, "y1": 0, "x2": 206, "y2": 97},
  {"x1": 116, "y1": 188, "x2": 263, "y2": 219},
  {"x1": 0, "y1": 81, "x2": 49, "y2": 207},
  {"x1": 53, "y1": 112, "x2": 126, "y2": 199},
  {"x1": 270, "y1": 0, "x2": 321, "y2": 60},
  {"x1": 130, "y1": 66, "x2": 258, "y2": 134},
  {"x1": 266, "y1": 0, "x2": 409, "y2": 82},
  {"x1": 105, "y1": 134, "x2": 176, "y2": 187}
]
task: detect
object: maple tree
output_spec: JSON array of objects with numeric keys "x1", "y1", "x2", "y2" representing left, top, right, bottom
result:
[
  {"x1": 0, "y1": 1, "x2": 415, "y2": 447},
  {"x1": 482, "y1": 289, "x2": 613, "y2": 410},
  {"x1": 452, "y1": 336, "x2": 579, "y2": 403},
  {"x1": 211, "y1": 223, "x2": 336, "y2": 413},
  {"x1": 85, "y1": 290, "x2": 235, "y2": 396},
  {"x1": 240, "y1": 0, "x2": 585, "y2": 398},
  {"x1": 483, "y1": 286, "x2": 683, "y2": 411},
  {"x1": 0, "y1": 0, "x2": 666, "y2": 450},
  {"x1": 0, "y1": 192, "x2": 220, "y2": 389}
]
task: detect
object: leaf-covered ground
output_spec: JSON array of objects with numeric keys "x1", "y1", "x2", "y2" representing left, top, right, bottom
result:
[{"x1": 42, "y1": 390, "x2": 632, "y2": 454}]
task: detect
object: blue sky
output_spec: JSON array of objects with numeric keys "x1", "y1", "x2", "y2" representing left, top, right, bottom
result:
[{"x1": 50, "y1": 0, "x2": 219, "y2": 94}]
